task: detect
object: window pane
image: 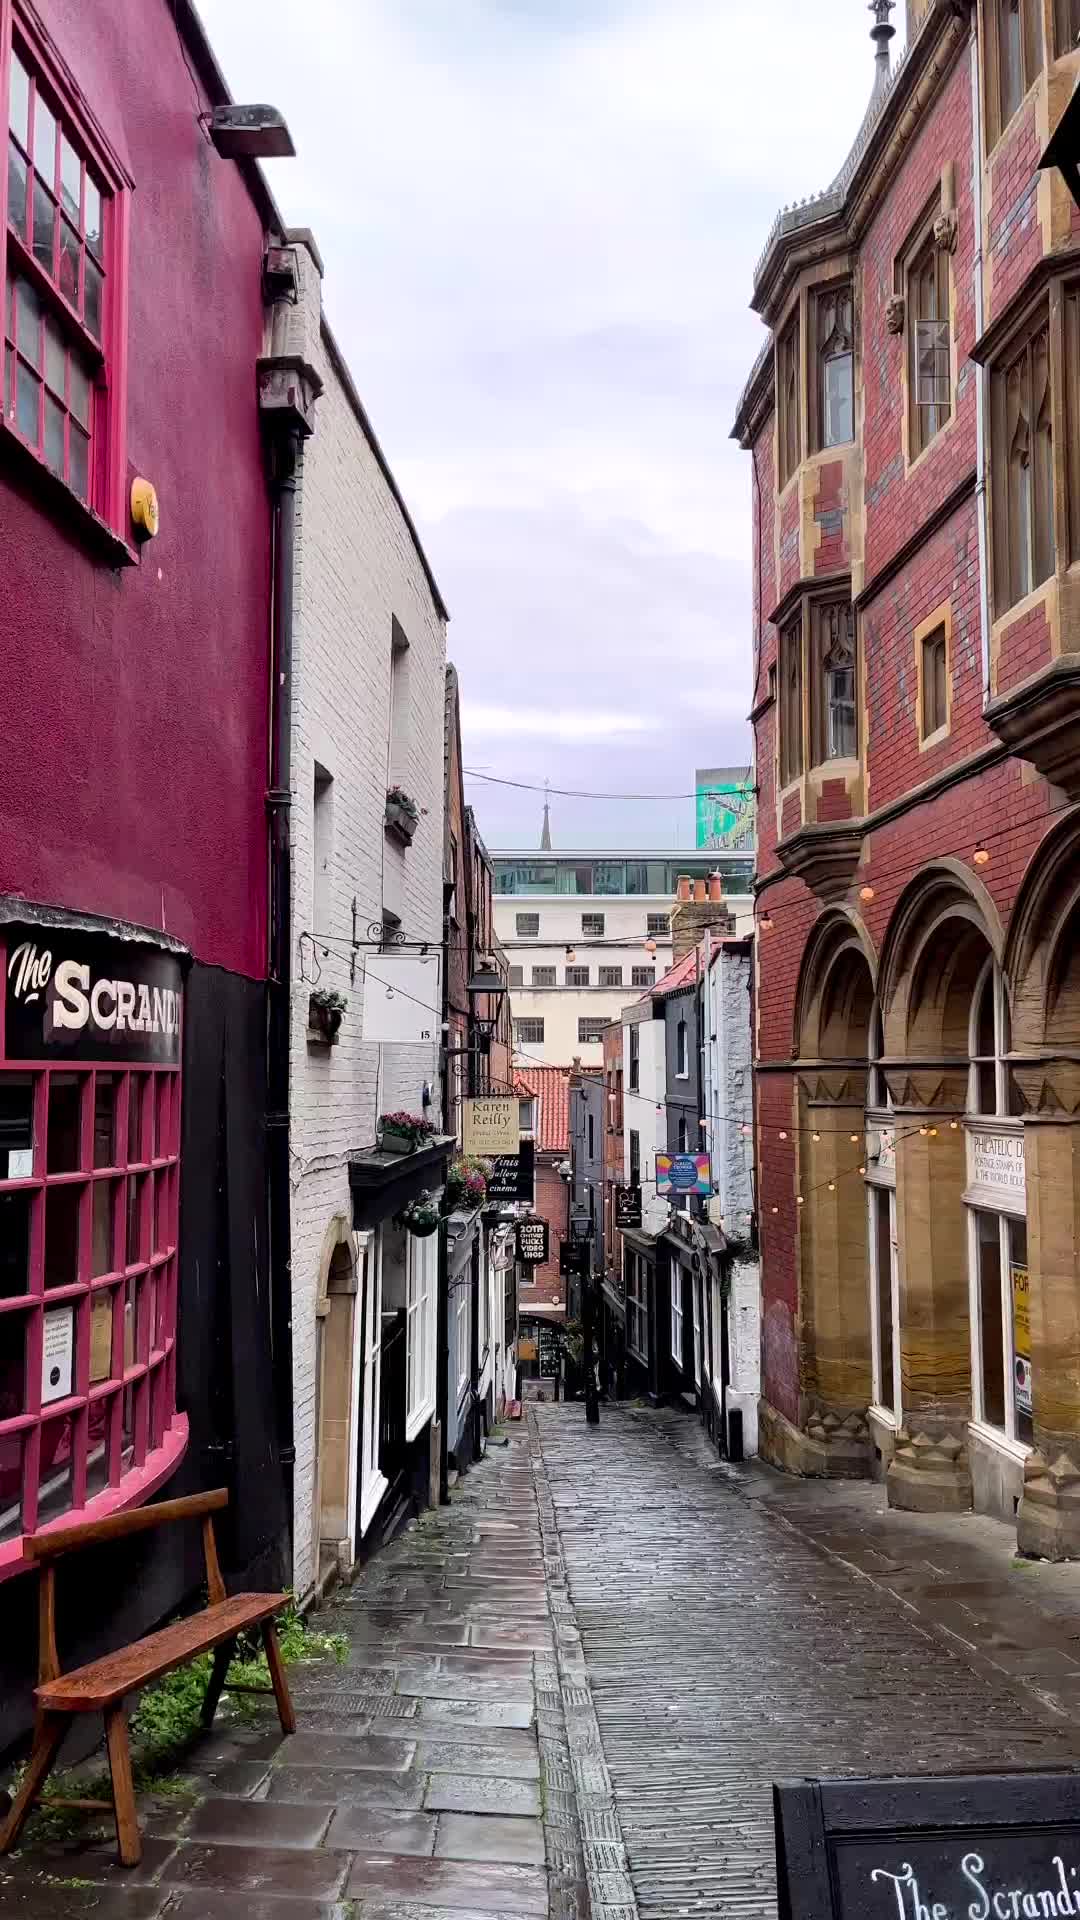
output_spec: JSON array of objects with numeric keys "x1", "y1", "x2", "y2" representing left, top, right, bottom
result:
[
  {"x1": 44, "y1": 1183, "x2": 81, "y2": 1290},
  {"x1": 824, "y1": 353, "x2": 853, "y2": 446},
  {"x1": 977, "y1": 1211, "x2": 1005, "y2": 1428},
  {"x1": 0, "y1": 1435, "x2": 23, "y2": 1544},
  {"x1": 60, "y1": 133, "x2": 80, "y2": 220},
  {"x1": 9, "y1": 52, "x2": 29, "y2": 149},
  {"x1": 90, "y1": 1288, "x2": 114, "y2": 1382},
  {"x1": 875, "y1": 1189, "x2": 895, "y2": 1411},
  {"x1": 156, "y1": 1077, "x2": 173, "y2": 1159},
  {"x1": 47, "y1": 1074, "x2": 84, "y2": 1173},
  {"x1": 86, "y1": 1397, "x2": 110, "y2": 1496},
  {"x1": 16, "y1": 359, "x2": 40, "y2": 445},
  {"x1": 8, "y1": 138, "x2": 28, "y2": 242},
  {"x1": 0, "y1": 1190, "x2": 31, "y2": 1299},
  {"x1": 43, "y1": 315, "x2": 65, "y2": 395},
  {"x1": 84, "y1": 255, "x2": 102, "y2": 340},
  {"x1": 58, "y1": 216, "x2": 79, "y2": 307},
  {"x1": 127, "y1": 1174, "x2": 149, "y2": 1266},
  {"x1": 0, "y1": 1077, "x2": 34, "y2": 1178},
  {"x1": 128, "y1": 1078, "x2": 145, "y2": 1162},
  {"x1": 15, "y1": 274, "x2": 41, "y2": 364},
  {"x1": 0, "y1": 1316, "x2": 26, "y2": 1418},
  {"x1": 32, "y1": 175, "x2": 55, "y2": 274},
  {"x1": 69, "y1": 425, "x2": 88, "y2": 501},
  {"x1": 85, "y1": 175, "x2": 102, "y2": 255},
  {"x1": 94, "y1": 1076, "x2": 118, "y2": 1168},
  {"x1": 1009, "y1": 1218, "x2": 1033, "y2": 1446},
  {"x1": 92, "y1": 1179, "x2": 117, "y2": 1276},
  {"x1": 124, "y1": 1278, "x2": 135, "y2": 1370},
  {"x1": 37, "y1": 1414, "x2": 75, "y2": 1526},
  {"x1": 43, "y1": 391, "x2": 64, "y2": 475},
  {"x1": 65, "y1": 355, "x2": 88, "y2": 428},
  {"x1": 33, "y1": 92, "x2": 56, "y2": 182}
]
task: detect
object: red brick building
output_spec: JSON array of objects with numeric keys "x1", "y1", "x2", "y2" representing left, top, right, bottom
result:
[{"x1": 734, "y1": 0, "x2": 1080, "y2": 1556}]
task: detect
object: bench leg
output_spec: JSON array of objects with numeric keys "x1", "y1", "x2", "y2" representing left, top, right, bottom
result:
[
  {"x1": 261, "y1": 1621, "x2": 296, "y2": 1736},
  {"x1": 104, "y1": 1705, "x2": 141, "y2": 1869},
  {"x1": 0, "y1": 1711, "x2": 66, "y2": 1854},
  {"x1": 201, "y1": 1637, "x2": 237, "y2": 1730}
]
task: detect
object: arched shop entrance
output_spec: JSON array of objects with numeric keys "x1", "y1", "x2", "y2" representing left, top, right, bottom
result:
[
  {"x1": 878, "y1": 862, "x2": 1008, "y2": 1518},
  {"x1": 787, "y1": 909, "x2": 877, "y2": 1477}
]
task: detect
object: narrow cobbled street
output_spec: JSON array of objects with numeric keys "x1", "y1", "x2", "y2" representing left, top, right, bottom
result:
[{"x1": 9, "y1": 1406, "x2": 1080, "y2": 1920}]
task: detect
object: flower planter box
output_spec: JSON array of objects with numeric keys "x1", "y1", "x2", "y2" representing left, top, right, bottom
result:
[
  {"x1": 307, "y1": 996, "x2": 344, "y2": 1047},
  {"x1": 384, "y1": 798, "x2": 418, "y2": 846},
  {"x1": 378, "y1": 1126, "x2": 416, "y2": 1155}
]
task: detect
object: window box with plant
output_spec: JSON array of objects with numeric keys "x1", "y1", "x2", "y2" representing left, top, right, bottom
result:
[
  {"x1": 307, "y1": 987, "x2": 347, "y2": 1046},
  {"x1": 377, "y1": 1110, "x2": 437, "y2": 1155},
  {"x1": 384, "y1": 785, "x2": 420, "y2": 845}
]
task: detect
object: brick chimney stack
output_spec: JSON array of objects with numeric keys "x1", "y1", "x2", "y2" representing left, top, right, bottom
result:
[{"x1": 670, "y1": 874, "x2": 735, "y2": 963}]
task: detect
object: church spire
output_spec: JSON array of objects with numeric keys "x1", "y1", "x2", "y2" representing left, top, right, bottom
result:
[{"x1": 540, "y1": 780, "x2": 552, "y2": 852}]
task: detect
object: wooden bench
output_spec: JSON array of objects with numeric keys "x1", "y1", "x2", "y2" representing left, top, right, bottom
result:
[{"x1": 0, "y1": 1489, "x2": 296, "y2": 1868}]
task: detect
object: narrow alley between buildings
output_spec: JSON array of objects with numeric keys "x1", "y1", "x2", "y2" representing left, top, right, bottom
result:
[{"x1": 8, "y1": 1404, "x2": 1080, "y2": 1920}]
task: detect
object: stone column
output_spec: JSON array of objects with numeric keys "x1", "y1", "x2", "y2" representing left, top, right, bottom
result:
[
  {"x1": 1015, "y1": 1069, "x2": 1080, "y2": 1559},
  {"x1": 886, "y1": 1071, "x2": 972, "y2": 1513},
  {"x1": 791, "y1": 1076, "x2": 873, "y2": 1476}
]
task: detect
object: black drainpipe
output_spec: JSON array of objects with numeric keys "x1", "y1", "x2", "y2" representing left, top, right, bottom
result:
[{"x1": 266, "y1": 424, "x2": 301, "y2": 1557}]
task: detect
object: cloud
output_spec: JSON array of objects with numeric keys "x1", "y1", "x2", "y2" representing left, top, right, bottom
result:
[{"x1": 196, "y1": 0, "x2": 898, "y2": 845}]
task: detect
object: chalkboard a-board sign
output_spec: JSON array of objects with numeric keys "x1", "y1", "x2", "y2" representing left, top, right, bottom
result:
[{"x1": 774, "y1": 1773, "x2": 1080, "y2": 1920}]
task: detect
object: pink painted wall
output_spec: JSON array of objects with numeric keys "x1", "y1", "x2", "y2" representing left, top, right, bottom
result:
[{"x1": 0, "y1": 0, "x2": 271, "y2": 979}]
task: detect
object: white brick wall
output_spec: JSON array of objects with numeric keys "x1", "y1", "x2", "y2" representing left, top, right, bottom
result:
[{"x1": 275, "y1": 240, "x2": 447, "y2": 1596}]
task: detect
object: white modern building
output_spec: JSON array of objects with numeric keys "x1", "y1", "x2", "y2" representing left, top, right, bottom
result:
[
  {"x1": 493, "y1": 850, "x2": 755, "y2": 1068},
  {"x1": 702, "y1": 937, "x2": 760, "y2": 1458},
  {"x1": 268, "y1": 231, "x2": 449, "y2": 1602}
]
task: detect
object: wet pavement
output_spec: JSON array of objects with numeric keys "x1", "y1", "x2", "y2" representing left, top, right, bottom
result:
[
  {"x1": 8, "y1": 1403, "x2": 1080, "y2": 1919},
  {"x1": 533, "y1": 1401, "x2": 1080, "y2": 1920}
]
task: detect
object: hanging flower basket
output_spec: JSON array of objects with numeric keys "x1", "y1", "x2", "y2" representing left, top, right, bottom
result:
[
  {"x1": 385, "y1": 786, "x2": 420, "y2": 845},
  {"x1": 378, "y1": 1111, "x2": 436, "y2": 1154},
  {"x1": 397, "y1": 1192, "x2": 441, "y2": 1238},
  {"x1": 443, "y1": 1155, "x2": 489, "y2": 1213},
  {"x1": 308, "y1": 988, "x2": 347, "y2": 1046}
]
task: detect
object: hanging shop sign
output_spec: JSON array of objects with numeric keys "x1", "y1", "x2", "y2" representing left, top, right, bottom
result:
[
  {"x1": 774, "y1": 1772, "x2": 1080, "y2": 1920},
  {"x1": 514, "y1": 1218, "x2": 549, "y2": 1267},
  {"x1": 559, "y1": 1240, "x2": 584, "y2": 1278},
  {"x1": 968, "y1": 1128, "x2": 1026, "y2": 1207},
  {"x1": 6, "y1": 929, "x2": 182, "y2": 1066},
  {"x1": 462, "y1": 1097, "x2": 518, "y2": 1157},
  {"x1": 615, "y1": 1186, "x2": 643, "y2": 1231},
  {"x1": 361, "y1": 952, "x2": 441, "y2": 1046},
  {"x1": 656, "y1": 1153, "x2": 712, "y2": 1197},
  {"x1": 487, "y1": 1139, "x2": 535, "y2": 1203}
]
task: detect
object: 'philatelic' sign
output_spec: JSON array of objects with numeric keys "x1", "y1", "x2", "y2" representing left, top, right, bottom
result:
[{"x1": 6, "y1": 930, "x2": 182, "y2": 1066}]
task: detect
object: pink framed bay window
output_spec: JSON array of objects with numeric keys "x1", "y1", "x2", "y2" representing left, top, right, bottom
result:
[{"x1": 0, "y1": 0, "x2": 130, "y2": 534}]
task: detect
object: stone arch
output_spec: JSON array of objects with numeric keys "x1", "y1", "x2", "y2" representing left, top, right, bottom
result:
[
  {"x1": 312, "y1": 1214, "x2": 361, "y2": 1582},
  {"x1": 878, "y1": 859, "x2": 1004, "y2": 1062},
  {"x1": 795, "y1": 906, "x2": 878, "y2": 1063},
  {"x1": 1004, "y1": 808, "x2": 1080, "y2": 1054}
]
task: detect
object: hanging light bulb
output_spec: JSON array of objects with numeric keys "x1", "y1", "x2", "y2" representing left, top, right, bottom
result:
[
  {"x1": 950, "y1": 1118, "x2": 960, "y2": 1130},
  {"x1": 919, "y1": 1124, "x2": 929, "y2": 1136},
  {"x1": 849, "y1": 1132, "x2": 859, "y2": 1143},
  {"x1": 812, "y1": 1129, "x2": 821, "y2": 1143},
  {"x1": 858, "y1": 1164, "x2": 866, "y2": 1176},
  {"x1": 565, "y1": 945, "x2": 576, "y2": 963},
  {"x1": 973, "y1": 840, "x2": 990, "y2": 867},
  {"x1": 778, "y1": 1129, "x2": 788, "y2": 1140},
  {"x1": 859, "y1": 884, "x2": 876, "y2": 903},
  {"x1": 771, "y1": 1204, "x2": 779, "y2": 1214},
  {"x1": 760, "y1": 910, "x2": 774, "y2": 932},
  {"x1": 928, "y1": 1125, "x2": 938, "y2": 1138},
  {"x1": 796, "y1": 1194, "x2": 805, "y2": 1206},
  {"x1": 741, "y1": 1122, "x2": 752, "y2": 1137},
  {"x1": 645, "y1": 937, "x2": 657, "y2": 955},
  {"x1": 827, "y1": 1180, "x2": 836, "y2": 1192}
]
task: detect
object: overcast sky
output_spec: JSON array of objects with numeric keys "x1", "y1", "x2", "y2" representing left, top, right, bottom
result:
[{"x1": 199, "y1": 0, "x2": 899, "y2": 850}]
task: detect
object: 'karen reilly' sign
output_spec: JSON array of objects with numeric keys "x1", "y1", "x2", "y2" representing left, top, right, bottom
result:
[
  {"x1": 774, "y1": 1774, "x2": 1080, "y2": 1920},
  {"x1": 6, "y1": 930, "x2": 182, "y2": 1066}
]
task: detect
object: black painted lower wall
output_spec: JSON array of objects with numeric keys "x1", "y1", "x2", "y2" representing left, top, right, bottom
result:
[{"x1": 0, "y1": 961, "x2": 288, "y2": 1764}]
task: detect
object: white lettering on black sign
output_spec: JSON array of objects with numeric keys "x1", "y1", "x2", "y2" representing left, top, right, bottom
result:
[
  {"x1": 6, "y1": 931, "x2": 183, "y2": 1066},
  {"x1": 832, "y1": 1836, "x2": 1080, "y2": 1919}
]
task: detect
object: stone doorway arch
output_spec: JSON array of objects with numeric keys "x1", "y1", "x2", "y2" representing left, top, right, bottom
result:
[{"x1": 312, "y1": 1214, "x2": 361, "y2": 1584}]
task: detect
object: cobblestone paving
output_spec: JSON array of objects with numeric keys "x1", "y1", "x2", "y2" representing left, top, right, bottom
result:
[
  {"x1": 533, "y1": 1403, "x2": 1080, "y2": 1920},
  {"x1": 0, "y1": 1426, "x2": 591, "y2": 1920}
]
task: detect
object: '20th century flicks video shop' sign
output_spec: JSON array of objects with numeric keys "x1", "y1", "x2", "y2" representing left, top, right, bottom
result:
[
  {"x1": 774, "y1": 1773, "x2": 1080, "y2": 1920},
  {"x1": 6, "y1": 929, "x2": 183, "y2": 1066}
]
